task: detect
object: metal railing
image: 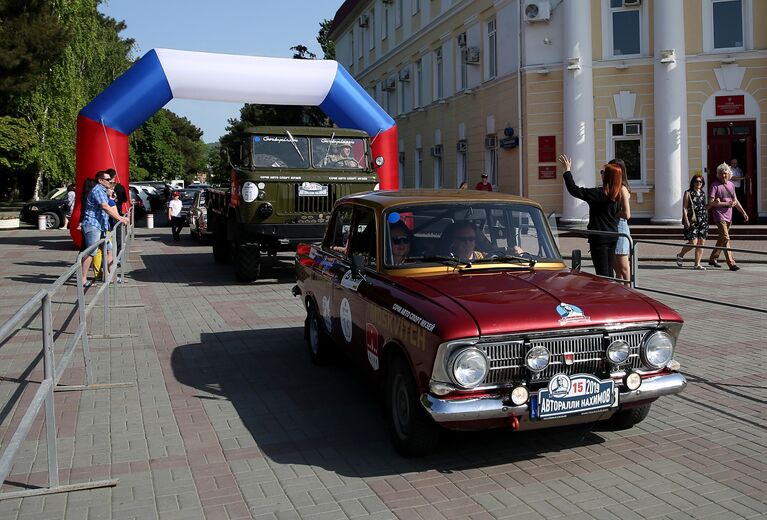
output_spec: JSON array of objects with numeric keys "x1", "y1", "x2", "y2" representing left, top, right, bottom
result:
[{"x1": 0, "y1": 215, "x2": 136, "y2": 500}]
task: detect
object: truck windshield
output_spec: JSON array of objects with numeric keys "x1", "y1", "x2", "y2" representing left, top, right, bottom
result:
[
  {"x1": 311, "y1": 137, "x2": 367, "y2": 169},
  {"x1": 251, "y1": 135, "x2": 310, "y2": 168},
  {"x1": 383, "y1": 202, "x2": 562, "y2": 267}
]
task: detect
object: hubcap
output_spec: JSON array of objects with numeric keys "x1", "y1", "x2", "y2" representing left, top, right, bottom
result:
[{"x1": 45, "y1": 215, "x2": 56, "y2": 228}]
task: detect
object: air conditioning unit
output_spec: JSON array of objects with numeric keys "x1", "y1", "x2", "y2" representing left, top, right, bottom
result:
[
  {"x1": 524, "y1": 1, "x2": 551, "y2": 23},
  {"x1": 485, "y1": 135, "x2": 498, "y2": 149},
  {"x1": 383, "y1": 77, "x2": 396, "y2": 91},
  {"x1": 623, "y1": 0, "x2": 641, "y2": 6},
  {"x1": 625, "y1": 122, "x2": 642, "y2": 136},
  {"x1": 465, "y1": 46, "x2": 480, "y2": 64},
  {"x1": 457, "y1": 33, "x2": 467, "y2": 47},
  {"x1": 398, "y1": 67, "x2": 410, "y2": 82},
  {"x1": 358, "y1": 14, "x2": 369, "y2": 27},
  {"x1": 430, "y1": 145, "x2": 443, "y2": 158},
  {"x1": 456, "y1": 140, "x2": 467, "y2": 153}
]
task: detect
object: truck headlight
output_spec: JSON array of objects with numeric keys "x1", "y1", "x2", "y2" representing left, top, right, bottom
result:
[
  {"x1": 450, "y1": 348, "x2": 488, "y2": 388},
  {"x1": 642, "y1": 331, "x2": 674, "y2": 369},
  {"x1": 257, "y1": 202, "x2": 273, "y2": 218},
  {"x1": 526, "y1": 346, "x2": 550, "y2": 372}
]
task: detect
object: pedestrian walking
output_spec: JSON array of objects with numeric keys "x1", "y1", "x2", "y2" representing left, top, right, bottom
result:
[
  {"x1": 475, "y1": 174, "x2": 493, "y2": 191},
  {"x1": 610, "y1": 159, "x2": 631, "y2": 283},
  {"x1": 62, "y1": 183, "x2": 75, "y2": 229},
  {"x1": 559, "y1": 154, "x2": 621, "y2": 278},
  {"x1": 80, "y1": 170, "x2": 129, "y2": 287},
  {"x1": 168, "y1": 191, "x2": 183, "y2": 241},
  {"x1": 676, "y1": 174, "x2": 708, "y2": 270},
  {"x1": 707, "y1": 162, "x2": 748, "y2": 271}
]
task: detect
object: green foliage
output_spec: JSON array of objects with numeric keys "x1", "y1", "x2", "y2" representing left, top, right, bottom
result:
[
  {"x1": 131, "y1": 110, "x2": 184, "y2": 180},
  {"x1": 318, "y1": 19, "x2": 335, "y2": 60},
  {"x1": 0, "y1": 116, "x2": 37, "y2": 170}
]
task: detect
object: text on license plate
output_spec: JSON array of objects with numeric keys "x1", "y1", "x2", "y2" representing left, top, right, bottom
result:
[{"x1": 534, "y1": 373, "x2": 617, "y2": 419}]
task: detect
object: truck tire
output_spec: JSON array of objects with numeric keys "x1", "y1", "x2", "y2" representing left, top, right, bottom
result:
[
  {"x1": 212, "y1": 231, "x2": 230, "y2": 264},
  {"x1": 235, "y1": 243, "x2": 261, "y2": 282},
  {"x1": 385, "y1": 354, "x2": 440, "y2": 457},
  {"x1": 306, "y1": 303, "x2": 332, "y2": 365},
  {"x1": 607, "y1": 403, "x2": 652, "y2": 430}
]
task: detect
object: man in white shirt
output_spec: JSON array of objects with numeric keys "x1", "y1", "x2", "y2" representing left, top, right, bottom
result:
[{"x1": 168, "y1": 191, "x2": 183, "y2": 242}]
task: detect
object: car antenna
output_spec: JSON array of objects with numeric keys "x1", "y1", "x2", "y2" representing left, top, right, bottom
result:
[{"x1": 321, "y1": 131, "x2": 336, "y2": 165}]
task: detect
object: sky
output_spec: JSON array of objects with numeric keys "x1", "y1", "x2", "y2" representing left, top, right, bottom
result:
[{"x1": 98, "y1": 0, "x2": 346, "y2": 143}]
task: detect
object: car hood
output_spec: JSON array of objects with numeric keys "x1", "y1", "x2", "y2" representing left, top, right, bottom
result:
[
  {"x1": 23, "y1": 200, "x2": 66, "y2": 210},
  {"x1": 401, "y1": 270, "x2": 667, "y2": 335}
]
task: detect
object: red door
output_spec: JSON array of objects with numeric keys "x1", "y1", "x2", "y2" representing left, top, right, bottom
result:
[{"x1": 706, "y1": 120, "x2": 757, "y2": 221}]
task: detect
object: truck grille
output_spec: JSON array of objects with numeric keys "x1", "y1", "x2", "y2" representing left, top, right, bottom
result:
[
  {"x1": 283, "y1": 184, "x2": 362, "y2": 214},
  {"x1": 477, "y1": 330, "x2": 648, "y2": 386}
]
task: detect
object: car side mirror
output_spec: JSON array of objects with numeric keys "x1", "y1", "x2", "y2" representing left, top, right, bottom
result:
[
  {"x1": 571, "y1": 249, "x2": 581, "y2": 272},
  {"x1": 351, "y1": 254, "x2": 365, "y2": 278}
]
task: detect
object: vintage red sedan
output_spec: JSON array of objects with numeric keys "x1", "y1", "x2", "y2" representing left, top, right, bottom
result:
[{"x1": 293, "y1": 190, "x2": 686, "y2": 456}]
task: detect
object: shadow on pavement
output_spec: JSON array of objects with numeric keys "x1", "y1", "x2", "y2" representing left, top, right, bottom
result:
[
  {"x1": 171, "y1": 328, "x2": 605, "y2": 478},
  {"x1": 0, "y1": 234, "x2": 78, "y2": 251}
]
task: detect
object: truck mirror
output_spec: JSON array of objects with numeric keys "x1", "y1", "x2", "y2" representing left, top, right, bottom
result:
[
  {"x1": 571, "y1": 249, "x2": 581, "y2": 272},
  {"x1": 351, "y1": 254, "x2": 365, "y2": 278}
]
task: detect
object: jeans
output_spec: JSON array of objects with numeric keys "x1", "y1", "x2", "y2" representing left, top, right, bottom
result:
[{"x1": 170, "y1": 216, "x2": 184, "y2": 240}]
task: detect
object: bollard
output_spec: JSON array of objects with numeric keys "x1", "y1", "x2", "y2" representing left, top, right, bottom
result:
[
  {"x1": 37, "y1": 214, "x2": 47, "y2": 230},
  {"x1": 146, "y1": 213, "x2": 154, "y2": 228}
]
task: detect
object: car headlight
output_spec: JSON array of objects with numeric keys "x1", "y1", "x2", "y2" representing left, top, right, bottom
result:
[
  {"x1": 30, "y1": 206, "x2": 38, "y2": 212},
  {"x1": 241, "y1": 181, "x2": 258, "y2": 203},
  {"x1": 642, "y1": 331, "x2": 675, "y2": 369},
  {"x1": 606, "y1": 340, "x2": 630, "y2": 365},
  {"x1": 450, "y1": 348, "x2": 488, "y2": 388},
  {"x1": 526, "y1": 346, "x2": 550, "y2": 372}
]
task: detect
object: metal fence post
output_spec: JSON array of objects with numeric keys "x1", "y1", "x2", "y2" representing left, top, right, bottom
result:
[
  {"x1": 102, "y1": 238, "x2": 109, "y2": 337},
  {"x1": 42, "y1": 292, "x2": 59, "y2": 487},
  {"x1": 76, "y1": 262, "x2": 93, "y2": 385}
]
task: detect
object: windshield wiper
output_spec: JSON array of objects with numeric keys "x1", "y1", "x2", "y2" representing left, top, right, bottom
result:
[
  {"x1": 416, "y1": 255, "x2": 466, "y2": 268},
  {"x1": 321, "y1": 131, "x2": 335, "y2": 165},
  {"x1": 473, "y1": 255, "x2": 537, "y2": 267},
  {"x1": 284, "y1": 130, "x2": 305, "y2": 162}
]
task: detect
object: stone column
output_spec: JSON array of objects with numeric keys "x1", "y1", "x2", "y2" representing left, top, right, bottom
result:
[
  {"x1": 653, "y1": 0, "x2": 688, "y2": 223},
  {"x1": 561, "y1": 0, "x2": 596, "y2": 223}
]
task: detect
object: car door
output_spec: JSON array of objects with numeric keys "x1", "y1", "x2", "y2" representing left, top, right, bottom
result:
[{"x1": 320, "y1": 205, "x2": 354, "y2": 348}]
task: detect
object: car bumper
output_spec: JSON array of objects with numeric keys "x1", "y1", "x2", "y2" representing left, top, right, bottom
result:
[{"x1": 421, "y1": 372, "x2": 687, "y2": 427}]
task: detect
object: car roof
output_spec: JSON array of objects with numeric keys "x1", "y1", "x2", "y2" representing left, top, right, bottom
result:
[{"x1": 337, "y1": 189, "x2": 544, "y2": 212}]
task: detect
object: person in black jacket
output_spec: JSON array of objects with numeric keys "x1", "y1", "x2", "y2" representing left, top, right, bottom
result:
[{"x1": 559, "y1": 154, "x2": 622, "y2": 277}]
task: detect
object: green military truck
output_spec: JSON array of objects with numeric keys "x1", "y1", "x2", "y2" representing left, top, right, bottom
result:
[{"x1": 207, "y1": 126, "x2": 380, "y2": 282}]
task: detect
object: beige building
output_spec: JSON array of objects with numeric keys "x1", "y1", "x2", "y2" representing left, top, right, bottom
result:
[{"x1": 329, "y1": 0, "x2": 767, "y2": 222}]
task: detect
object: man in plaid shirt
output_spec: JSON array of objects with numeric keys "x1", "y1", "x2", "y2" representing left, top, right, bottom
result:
[{"x1": 81, "y1": 170, "x2": 129, "y2": 287}]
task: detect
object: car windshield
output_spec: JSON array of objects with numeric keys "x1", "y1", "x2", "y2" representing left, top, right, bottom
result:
[
  {"x1": 44, "y1": 188, "x2": 65, "y2": 200},
  {"x1": 383, "y1": 202, "x2": 561, "y2": 267},
  {"x1": 251, "y1": 135, "x2": 310, "y2": 168},
  {"x1": 178, "y1": 190, "x2": 197, "y2": 205},
  {"x1": 311, "y1": 137, "x2": 368, "y2": 169}
]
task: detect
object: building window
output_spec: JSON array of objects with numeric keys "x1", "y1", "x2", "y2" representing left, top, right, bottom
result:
[
  {"x1": 414, "y1": 59, "x2": 423, "y2": 108},
  {"x1": 713, "y1": 0, "x2": 743, "y2": 49},
  {"x1": 348, "y1": 30, "x2": 354, "y2": 66},
  {"x1": 383, "y1": 6, "x2": 389, "y2": 40},
  {"x1": 457, "y1": 32, "x2": 468, "y2": 91},
  {"x1": 434, "y1": 48, "x2": 443, "y2": 99},
  {"x1": 413, "y1": 0, "x2": 420, "y2": 15},
  {"x1": 395, "y1": 0, "x2": 403, "y2": 28},
  {"x1": 434, "y1": 153, "x2": 442, "y2": 188},
  {"x1": 487, "y1": 19, "x2": 497, "y2": 80},
  {"x1": 369, "y1": 11, "x2": 376, "y2": 50},
  {"x1": 609, "y1": 0, "x2": 640, "y2": 56},
  {"x1": 610, "y1": 121, "x2": 643, "y2": 183},
  {"x1": 457, "y1": 149, "x2": 467, "y2": 187},
  {"x1": 358, "y1": 26, "x2": 364, "y2": 58},
  {"x1": 415, "y1": 148, "x2": 423, "y2": 188}
]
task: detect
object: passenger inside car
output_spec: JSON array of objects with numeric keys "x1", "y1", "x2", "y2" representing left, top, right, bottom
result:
[{"x1": 389, "y1": 221, "x2": 413, "y2": 264}]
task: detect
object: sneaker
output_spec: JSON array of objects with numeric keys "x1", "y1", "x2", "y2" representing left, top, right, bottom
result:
[
  {"x1": 729, "y1": 265, "x2": 740, "y2": 271},
  {"x1": 708, "y1": 260, "x2": 722, "y2": 268},
  {"x1": 83, "y1": 280, "x2": 93, "y2": 288},
  {"x1": 115, "y1": 275, "x2": 123, "y2": 283},
  {"x1": 676, "y1": 254, "x2": 684, "y2": 267},
  {"x1": 693, "y1": 264, "x2": 706, "y2": 270}
]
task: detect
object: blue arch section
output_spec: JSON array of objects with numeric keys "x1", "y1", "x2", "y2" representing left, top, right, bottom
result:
[{"x1": 320, "y1": 65, "x2": 394, "y2": 136}]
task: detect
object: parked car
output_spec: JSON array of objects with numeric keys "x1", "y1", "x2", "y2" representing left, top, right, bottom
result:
[
  {"x1": 19, "y1": 187, "x2": 69, "y2": 229},
  {"x1": 129, "y1": 184, "x2": 152, "y2": 214},
  {"x1": 133, "y1": 184, "x2": 164, "y2": 211},
  {"x1": 187, "y1": 190, "x2": 211, "y2": 244},
  {"x1": 294, "y1": 190, "x2": 687, "y2": 456},
  {"x1": 128, "y1": 186, "x2": 147, "y2": 220}
]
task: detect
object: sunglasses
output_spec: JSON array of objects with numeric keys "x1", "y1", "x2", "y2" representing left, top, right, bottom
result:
[
  {"x1": 101, "y1": 177, "x2": 112, "y2": 182},
  {"x1": 392, "y1": 237, "x2": 410, "y2": 245},
  {"x1": 454, "y1": 236, "x2": 475, "y2": 242},
  {"x1": 694, "y1": 180, "x2": 704, "y2": 184}
]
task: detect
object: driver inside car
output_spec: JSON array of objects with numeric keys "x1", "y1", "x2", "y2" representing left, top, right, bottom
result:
[
  {"x1": 444, "y1": 221, "x2": 485, "y2": 262},
  {"x1": 323, "y1": 143, "x2": 360, "y2": 168}
]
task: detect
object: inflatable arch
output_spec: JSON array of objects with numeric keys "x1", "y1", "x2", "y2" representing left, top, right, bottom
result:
[{"x1": 71, "y1": 48, "x2": 398, "y2": 245}]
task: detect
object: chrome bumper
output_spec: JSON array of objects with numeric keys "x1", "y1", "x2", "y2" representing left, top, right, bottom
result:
[{"x1": 421, "y1": 372, "x2": 687, "y2": 424}]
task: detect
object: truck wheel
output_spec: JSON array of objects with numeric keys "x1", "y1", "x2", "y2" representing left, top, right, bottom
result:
[
  {"x1": 235, "y1": 243, "x2": 261, "y2": 282},
  {"x1": 385, "y1": 355, "x2": 440, "y2": 457},
  {"x1": 306, "y1": 304, "x2": 332, "y2": 365},
  {"x1": 607, "y1": 403, "x2": 652, "y2": 430},
  {"x1": 212, "y1": 233, "x2": 231, "y2": 263}
]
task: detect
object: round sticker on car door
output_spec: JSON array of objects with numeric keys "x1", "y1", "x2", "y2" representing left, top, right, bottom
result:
[{"x1": 340, "y1": 298, "x2": 353, "y2": 342}]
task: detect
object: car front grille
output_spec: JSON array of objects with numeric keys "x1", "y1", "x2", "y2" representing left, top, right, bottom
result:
[{"x1": 477, "y1": 330, "x2": 648, "y2": 386}]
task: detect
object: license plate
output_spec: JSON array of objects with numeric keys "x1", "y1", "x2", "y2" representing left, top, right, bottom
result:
[
  {"x1": 534, "y1": 373, "x2": 617, "y2": 419},
  {"x1": 298, "y1": 183, "x2": 328, "y2": 197}
]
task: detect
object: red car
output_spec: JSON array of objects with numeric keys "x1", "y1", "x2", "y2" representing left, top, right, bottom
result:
[{"x1": 294, "y1": 190, "x2": 686, "y2": 456}]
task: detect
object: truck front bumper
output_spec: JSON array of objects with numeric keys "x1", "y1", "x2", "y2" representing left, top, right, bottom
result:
[{"x1": 421, "y1": 372, "x2": 686, "y2": 426}]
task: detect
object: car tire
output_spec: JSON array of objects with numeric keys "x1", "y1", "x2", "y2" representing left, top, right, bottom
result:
[
  {"x1": 607, "y1": 403, "x2": 652, "y2": 430},
  {"x1": 306, "y1": 303, "x2": 332, "y2": 365},
  {"x1": 43, "y1": 212, "x2": 60, "y2": 230},
  {"x1": 385, "y1": 354, "x2": 440, "y2": 457},
  {"x1": 234, "y1": 242, "x2": 260, "y2": 282}
]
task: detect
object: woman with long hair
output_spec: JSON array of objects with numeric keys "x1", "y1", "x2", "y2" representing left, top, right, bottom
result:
[
  {"x1": 610, "y1": 159, "x2": 631, "y2": 283},
  {"x1": 559, "y1": 155, "x2": 621, "y2": 277},
  {"x1": 676, "y1": 174, "x2": 708, "y2": 269}
]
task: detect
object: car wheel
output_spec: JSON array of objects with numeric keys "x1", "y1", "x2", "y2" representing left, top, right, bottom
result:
[
  {"x1": 306, "y1": 303, "x2": 332, "y2": 365},
  {"x1": 606, "y1": 403, "x2": 652, "y2": 430},
  {"x1": 234, "y1": 242, "x2": 261, "y2": 282},
  {"x1": 42, "y1": 212, "x2": 60, "y2": 229},
  {"x1": 385, "y1": 354, "x2": 440, "y2": 457}
]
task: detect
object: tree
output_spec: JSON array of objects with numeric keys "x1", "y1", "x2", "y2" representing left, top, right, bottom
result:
[
  {"x1": 317, "y1": 19, "x2": 336, "y2": 60},
  {"x1": 165, "y1": 111, "x2": 207, "y2": 178},
  {"x1": 131, "y1": 110, "x2": 184, "y2": 180},
  {"x1": 290, "y1": 45, "x2": 316, "y2": 60}
]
